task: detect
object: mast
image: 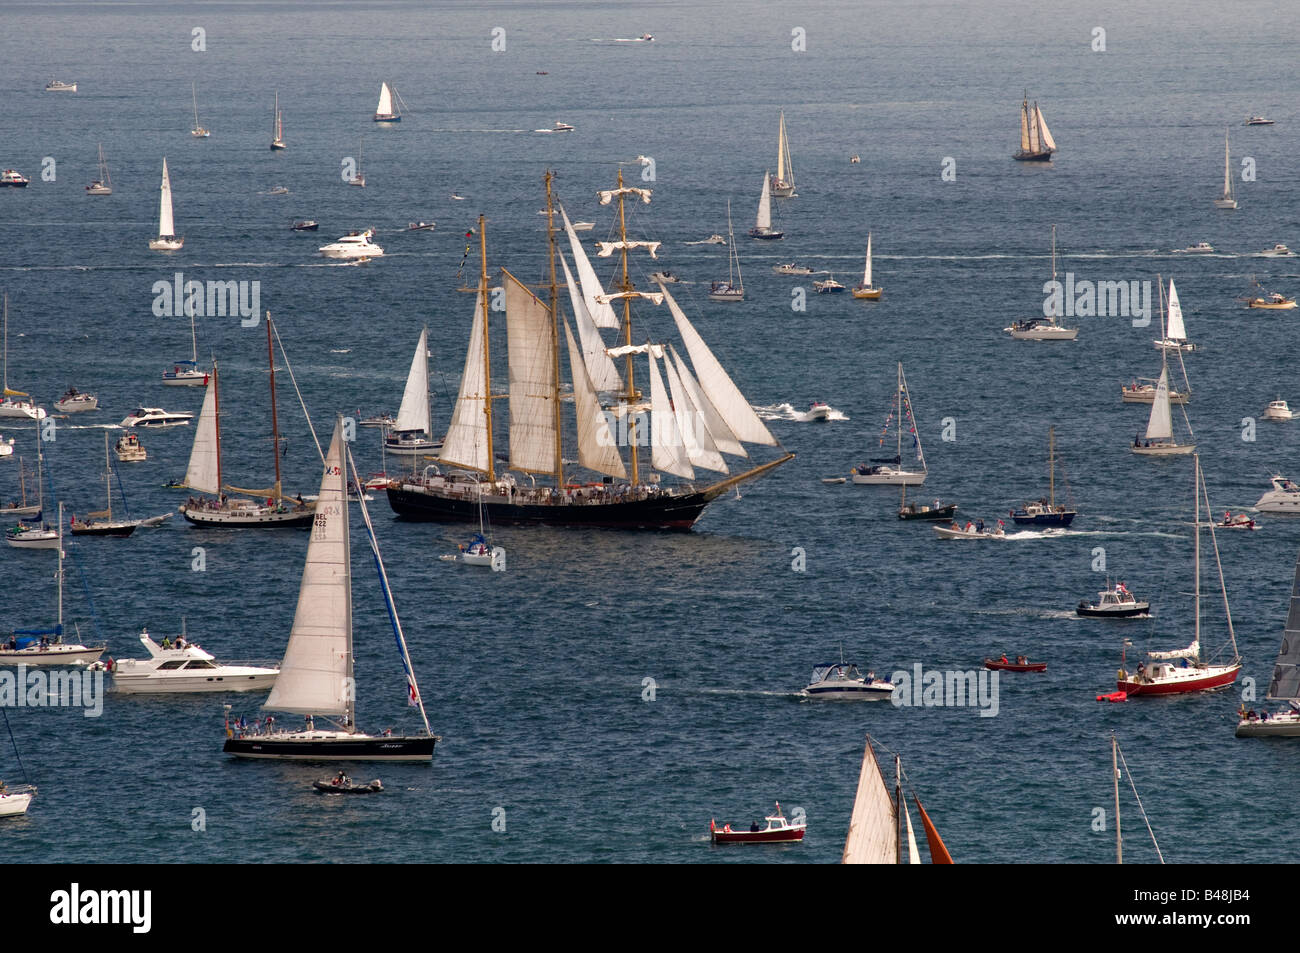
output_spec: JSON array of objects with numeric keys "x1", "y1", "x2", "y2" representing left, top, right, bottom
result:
[
  {"x1": 1112, "y1": 734, "x2": 1122, "y2": 864},
  {"x1": 57, "y1": 502, "x2": 63, "y2": 632},
  {"x1": 616, "y1": 168, "x2": 639, "y2": 485},
  {"x1": 266, "y1": 314, "x2": 281, "y2": 496},
  {"x1": 896, "y1": 363, "x2": 903, "y2": 463},
  {"x1": 894, "y1": 755, "x2": 903, "y2": 865},
  {"x1": 2, "y1": 293, "x2": 7, "y2": 394},
  {"x1": 1194, "y1": 455, "x2": 1201, "y2": 661},
  {"x1": 214, "y1": 362, "x2": 222, "y2": 494},
  {"x1": 104, "y1": 432, "x2": 112, "y2": 520},
  {"x1": 478, "y1": 215, "x2": 495, "y2": 482},
  {"x1": 1048, "y1": 425, "x2": 1056, "y2": 507},
  {"x1": 544, "y1": 171, "x2": 564, "y2": 485}
]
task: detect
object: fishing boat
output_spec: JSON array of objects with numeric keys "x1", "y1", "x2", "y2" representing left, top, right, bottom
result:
[
  {"x1": 769, "y1": 111, "x2": 796, "y2": 197},
  {"x1": 0, "y1": 296, "x2": 47, "y2": 420},
  {"x1": 291, "y1": 220, "x2": 319, "y2": 231},
  {"x1": 852, "y1": 363, "x2": 926, "y2": 485},
  {"x1": 45, "y1": 79, "x2": 76, "y2": 92},
  {"x1": 314, "y1": 774, "x2": 383, "y2": 794},
  {"x1": 1236, "y1": 547, "x2": 1300, "y2": 736},
  {"x1": 373, "y1": 82, "x2": 403, "y2": 122},
  {"x1": 1005, "y1": 225, "x2": 1077, "y2": 339},
  {"x1": 386, "y1": 172, "x2": 793, "y2": 531},
  {"x1": 851, "y1": 233, "x2": 883, "y2": 299},
  {"x1": 1257, "y1": 474, "x2": 1300, "y2": 513},
  {"x1": 897, "y1": 486, "x2": 957, "y2": 521},
  {"x1": 772, "y1": 263, "x2": 813, "y2": 275},
  {"x1": 223, "y1": 417, "x2": 439, "y2": 762},
  {"x1": 108, "y1": 624, "x2": 278, "y2": 694},
  {"x1": 348, "y1": 137, "x2": 365, "y2": 187},
  {"x1": 813, "y1": 277, "x2": 845, "y2": 294},
  {"x1": 711, "y1": 803, "x2": 804, "y2": 844},
  {"x1": 842, "y1": 735, "x2": 953, "y2": 864},
  {"x1": 1010, "y1": 426, "x2": 1076, "y2": 527},
  {"x1": 190, "y1": 81, "x2": 210, "y2": 137},
  {"x1": 1, "y1": 457, "x2": 40, "y2": 519},
  {"x1": 70, "y1": 433, "x2": 142, "y2": 537},
  {"x1": 984, "y1": 656, "x2": 1047, "y2": 672},
  {"x1": 1213, "y1": 127, "x2": 1237, "y2": 209},
  {"x1": 86, "y1": 143, "x2": 112, "y2": 195},
  {"x1": 1263, "y1": 399, "x2": 1294, "y2": 421},
  {"x1": 1131, "y1": 364, "x2": 1194, "y2": 456},
  {"x1": 384, "y1": 328, "x2": 442, "y2": 457},
  {"x1": 1116, "y1": 456, "x2": 1242, "y2": 696},
  {"x1": 1153, "y1": 279, "x2": 1196, "y2": 350},
  {"x1": 1077, "y1": 581, "x2": 1150, "y2": 618},
  {"x1": 1243, "y1": 279, "x2": 1297, "y2": 309},
  {"x1": 119, "y1": 407, "x2": 192, "y2": 428},
  {"x1": 53, "y1": 387, "x2": 97, "y2": 413},
  {"x1": 148, "y1": 158, "x2": 184, "y2": 251},
  {"x1": 1, "y1": 504, "x2": 106, "y2": 666},
  {"x1": 1013, "y1": 92, "x2": 1056, "y2": 161},
  {"x1": 933, "y1": 519, "x2": 1006, "y2": 540},
  {"x1": 114, "y1": 432, "x2": 146, "y2": 462},
  {"x1": 749, "y1": 171, "x2": 783, "y2": 239},
  {"x1": 319, "y1": 229, "x2": 383, "y2": 259},
  {"x1": 177, "y1": 326, "x2": 316, "y2": 529},
  {"x1": 269, "y1": 91, "x2": 286, "y2": 149},
  {"x1": 708, "y1": 201, "x2": 744, "y2": 301},
  {"x1": 801, "y1": 659, "x2": 894, "y2": 700},
  {"x1": 162, "y1": 310, "x2": 209, "y2": 386},
  {"x1": 1245, "y1": 115, "x2": 1276, "y2": 125}
]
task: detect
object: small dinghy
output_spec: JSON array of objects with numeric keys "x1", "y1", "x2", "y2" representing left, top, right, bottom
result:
[
  {"x1": 984, "y1": 655, "x2": 1047, "y2": 673},
  {"x1": 1217, "y1": 510, "x2": 1259, "y2": 530},
  {"x1": 407, "y1": 222, "x2": 436, "y2": 231},
  {"x1": 313, "y1": 773, "x2": 383, "y2": 794},
  {"x1": 821, "y1": 477, "x2": 846, "y2": 485}
]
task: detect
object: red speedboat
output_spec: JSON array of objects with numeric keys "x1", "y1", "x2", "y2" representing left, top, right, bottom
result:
[
  {"x1": 710, "y1": 804, "x2": 804, "y2": 844},
  {"x1": 984, "y1": 656, "x2": 1047, "y2": 673}
]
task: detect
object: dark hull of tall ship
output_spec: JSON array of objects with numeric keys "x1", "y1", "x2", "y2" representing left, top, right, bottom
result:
[
  {"x1": 1013, "y1": 150, "x2": 1054, "y2": 162},
  {"x1": 224, "y1": 735, "x2": 436, "y2": 762},
  {"x1": 388, "y1": 484, "x2": 713, "y2": 530}
]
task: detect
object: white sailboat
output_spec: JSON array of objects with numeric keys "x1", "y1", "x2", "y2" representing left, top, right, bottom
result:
[
  {"x1": 1213, "y1": 127, "x2": 1237, "y2": 209},
  {"x1": 842, "y1": 734, "x2": 953, "y2": 864},
  {"x1": 0, "y1": 296, "x2": 47, "y2": 420},
  {"x1": 373, "y1": 82, "x2": 404, "y2": 122},
  {"x1": 709, "y1": 202, "x2": 744, "y2": 301},
  {"x1": 853, "y1": 363, "x2": 927, "y2": 485},
  {"x1": 1131, "y1": 366, "x2": 1194, "y2": 455},
  {"x1": 851, "y1": 232, "x2": 883, "y2": 299},
  {"x1": 1154, "y1": 278, "x2": 1195, "y2": 351},
  {"x1": 0, "y1": 710, "x2": 35, "y2": 816},
  {"x1": 1013, "y1": 92, "x2": 1057, "y2": 161},
  {"x1": 385, "y1": 327, "x2": 442, "y2": 457},
  {"x1": 4, "y1": 436, "x2": 56, "y2": 548},
  {"x1": 1005, "y1": 225, "x2": 1077, "y2": 339},
  {"x1": 190, "y1": 81, "x2": 210, "y2": 137},
  {"x1": 269, "y1": 91, "x2": 286, "y2": 150},
  {"x1": 749, "y1": 171, "x2": 783, "y2": 239},
  {"x1": 1237, "y1": 547, "x2": 1300, "y2": 735},
  {"x1": 223, "y1": 417, "x2": 438, "y2": 761},
  {"x1": 86, "y1": 143, "x2": 112, "y2": 195},
  {"x1": 348, "y1": 137, "x2": 366, "y2": 187},
  {"x1": 148, "y1": 158, "x2": 184, "y2": 251},
  {"x1": 162, "y1": 309, "x2": 209, "y2": 386},
  {"x1": 769, "y1": 111, "x2": 796, "y2": 197}
]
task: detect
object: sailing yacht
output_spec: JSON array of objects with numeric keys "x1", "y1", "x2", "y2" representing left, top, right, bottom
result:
[
  {"x1": 850, "y1": 233, "x2": 883, "y2": 299},
  {"x1": 1131, "y1": 367, "x2": 1194, "y2": 455},
  {"x1": 769, "y1": 111, "x2": 796, "y2": 197},
  {"x1": 384, "y1": 328, "x2": 442, "y2": 456},
  {"x1": 853, "y1": 363, "x2": 927, "y2": 485},
  {"x1": 269, "y1": 91, "x2": 286, "y2": 150},
  {"x1": 1013, "y1": 92, "x2": 1056, "y2": 161},
  {"x1": 70, "y1": 433, "x2": 141, "y2": 537},
  {"x1": 1, "y1": 457, "x2": 40, "y2": 519},
  {"x1": 162, "y1": 310, "x2": 209, "y2": 385},
  {"x1": 348, "y1": 137, "x2": 366, "y2": 187},
  {"x1": 1236, "y1": 547, "x2": 1300, "y2": 736},
  {"x1": 373, "y1": 82, "x2": 403, "y2": 122},
  {"x1": 0, "y1": 296, "x2": 47, "y2": 420},
  {"x1": 53, "y1": 387, "x2": 97, "y2": 413},
  {"x1": 1116, "y1": 456, "x2": 1241, "y2": 695},
  {"x1": 148, "y1": 158, "x2": 184, "y2": 251},
  {"x1": 4, "y1": 438, "x2": 56, "y2": 548},
  {"x1": 709, "y1": 202, "x2": 744, "y2": 301},
  {"x1": 1213, "y1": 127, "x2": 1237, "y2": 209},
  {"x1": 86, "y1": 143, "x2": 112, "y2": 195},
  {"x1": 190, "y1": 81, "x2": 210, "y2": 137},
  {"x1": 1010, "y1": 426, "x2": 1076, "y2": 526},
  {"x1": 749, "y1": 171, "x2": 783, "y2": 239},
  {"x1": 1154, "y1": 279, "x2": 1195, "y2": 350},
  {"x1": 223, "y1": 417, "x2": 438, "y2": 761},
  {"x1": 385, "y1": 171, "x2": 793, "y2": 530},
  {"x1": 177, "y1": 321, "x2": 316, "y2": 528},
  {"x1": 1005, "y1": 226, "x2": 1077, "y2": 339},
  {"x1": 842, "y1": 734, "x2": 953, "y2": 864}
]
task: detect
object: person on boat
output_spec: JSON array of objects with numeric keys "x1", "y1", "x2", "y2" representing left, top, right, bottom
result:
[
  {"x1": 161, "y1": 636, "x2": 172, "y2": 650},
  {"x1": 176, "y1": 633, "x2": 187, "y2": 649},
  {"x1": 305, "y1": 715, "x2": 314, "y2": 731},
  {"x1": 976, "y1": 519, "x2": 985, "y2": 533},
  {"x1": 964, "y1": 521, "x2": 975, "y2": 533},
  {"x1": 750, "y1": 821, "x2": 760, "y2": 832},
  {"x1": 1000, "y1": 654, "x2": 1008, "y2": 664},
  {"x1": 1135, "y1": 434, "x2": 1141, "y2": 447},
  {"x1": 334, "y1": 770, "x2": 349, "y2": 786}
]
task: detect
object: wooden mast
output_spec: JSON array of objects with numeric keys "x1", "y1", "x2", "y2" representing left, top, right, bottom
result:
[
  {"x1": 544, "y1": 170, "x2": 564, "y2": 487},
  {"x1": 213, "y1": 361, "x2": 222, "y2": 496},
  {"x1": 266, "y1": 314, "x2": 282, "y2": 497},
  {"x1": 479, "y1": 215, "x2": 495, "y2": 483},
  {"x1": 616, "y1": 169, "x2": 639, "y2": 486}
]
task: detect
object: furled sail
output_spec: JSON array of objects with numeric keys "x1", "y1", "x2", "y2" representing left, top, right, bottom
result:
[
  {"x1": 158, "y1": 158, "x2": 175, "y2": 236},
  {"x1": 1143, "y1": 367, "x2": 1174, "y2": 441},
  {"x1": 560, "y1": 205, "x2": 618, "y2": 329},
  {"x1": 597, "y1": 186, "x2": 652, "y2": 206},
  {"x1": 560, "y1": 252, "x2": 621, "y2": 392},
  {"x1": 394, "y1": 327, "x2": 431, "y2": 435},
  {"x1": 663, "y1": 351, "x2": 726, "y2": 473},
  {"x1": 1148, "y1": 639, "x2": 1199, "y2": 661},
  {"x1": 563, "y1": 318, "x2": 626, "y2": 479},
  {"x1": 1166, "y1": 280, "x2": 1186, "y2": 340},
  {"x1": 1266, "y1": 551, "x2": 1300, "y2": 700},
  {"x1": 596, "y1": 290, "x2": 664, "y2": 306},
  {"x1": 183, "y1": 370, "x2": 221, "y2": 494},
  {"x1": 504, "y1": 270, "x2": 557, "y2": 474},
  {"x1": 648, "y1": 348, "x2": 693, "y2": 479},
  {"x1": 438, "y1": 288, "x2": 491, "y2": 472},
  {"x1": 596, "y1": 240, "x2": 661, "y2": 259},
  {"x1": 264, "y1": 419, "x2": 352, "y2": 717},
  {"x1": 842, "y1": 737, "x2": 898, "y2": 864},
  {"x1": 755, "y1": 172, "x2": 773, "y2": 230},
  {"x1": 669, "y1": 344, "x2": 743, "y2": 457}
]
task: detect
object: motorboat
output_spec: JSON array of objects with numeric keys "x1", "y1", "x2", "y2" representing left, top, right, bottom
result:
[
  {"x1": 933, "y1": 519, "x2": 1006, "y2": 540},
  {"x1": 106, "y1": 627, "x2": 278, "y2": 694},
  {"x1": 267, "y1": 186, "x2": 289, "y2": 195},
  {"x1": 569, "y1": 221, "x2": 594, "y2": 231},
  {"x1": 552, "y1": 121, "x2": 575, "y2": 132},
  {"x1": 1077, "y1": 581, "x2": 1150, "y2": 618},
  {"x1": 314, "y1": 775, "x2": 383, "y2": 794},
  {"x1": 0, "y1": 170, "x2": 29, "y2": 188},
  {"x1": 1245, "y1": 116, "x2": 1276, "y2": 125},
  {"x1": 813, "y1": 277, "x2": 845, "y2": 294},
  {"x1": 45, "y1": 80, "x2": 76, "y2": 92},
  {"x1": 115, "y1": 432, "x2": 146, "y2": 462},
  {"x1": 772, "y1": 263, "x2": 813, "y2": 275},
  {"x1": 407, "y1": 222, "x2": 436, "y2": 231},
  {"x1": 1257, "y1": 474, "x2": 1300, "y2": 513},
  {"x1": 53, "y1": 387, "x2": 97, "y2": 413},
  {"x1": 0, "y1": 784, "x2": 36, "y2": 817},
  {"x1": 1247, "y1": 291, "x2": 1297, "y2": 309},
  {"x1": 384, "y1": 430, "x2": 443, "y2": 456},
  {"x1": 291, "y1": 220, "x2": 319, "y2": 231},
  {"x1": 801, "y1": 661, "x2": 895, "y2": 700},
  {"x1": 710, "y1": 804, "x2": 804, "y2": 844},
  {"x1": 805, "y1": 401, "x2": 830, "y2": 421},
  {"x1": 0, "y1": 435, "x2": 11, "y2": 458},
  {"x1": 357, "y1": 413, "x2": 395, "y2": 428},
  {"x1": 638, "y1": 33, "x2": 654, "y2": 42},
  {"x1": 649, "y1": 271, "x2": 680, "y2": 283},
  {"x1": 120, "y1": 407, "x2": 193, "y2": 428},
  {"x1": 1260, "y1": 243, "x2": 1294, "y2": 256},
  {"x1": 1263, "y1": 399, "x2": 1294, "y2": 421},
  {"x1": 898, "y1": 498, "x2": 958, "y2": 521},
  {"x1": 688, "y1": 234, "x2": 727, "y2": 245},
  {"x1": 1176, "y1": 242, "x2": 1214, "y2": 253},
  {"x1": 1217, "y1": 510, "x2": 1259, "y2": 530},
  {"x1": 319, "y1": 229, "x2": 384, "y2": 259},
  {"x1": 1121, "y1": 380, "x2": 1189, "y2": 404},
  {"x1": 984, "y1": 656, "x2": 1047, "y2": 672}
]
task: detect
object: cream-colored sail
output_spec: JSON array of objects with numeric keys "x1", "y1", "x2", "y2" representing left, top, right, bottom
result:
[
  {"x1": 438, "y1": 289, "x2": 490, "y2": 472},
  {"x1": 842, "y1": 738, "x2": 898, "y2": 864},
  {"x1": 755, "y1": 172, "x2": 773, "y2": 230},
  {"x1": 661, "y1": 285, "x2": 776, "y2": 446},
  {"x1": 1222, "y1": 129, "x2": 1233, "y2": 200},
  {"x1": 668, "y1": 344, "x2": 743, "y2": 457},
  {"x1": 560, "y1": 252, "x2": 621, "y2": 392},
  {"x1": 1036, "y1": 105, "x2": 1056, "y2": 152},
  {"x1": 264, "y1": 419, "x2": 352, "y2": 717},
  {"x1": 560, "y1": 205, "x2": 618, "y2": 329},
  {"x1": 1166, "y1": 280, "x2": 1186, "y2": 340},
  {"x1": 1144, "y1": 366, "x2": 1174, "y2": 441},
  {"x1": 158, "y1": 158, "x2": 176, "y2": 237},
  {"x1": 903, "y1": 799, "x2": 922, "y2": 864},
  {"x1": 1148, "y1": 639, "x2": 1200, "y2": 661},
  {"x1": 776, "y1": 111, "x2": 794, "y2": 188},
  {"x1": 1020, "y1": 100, "x2": 1032, "y2": 153},
  {"x1": 183, "y1": 371, "x2": 220, "y2": 494},
  {"x1": 863, "y1": 233, "x2": 873, "y2": 287},
  {"x1": 377, "y1": 82, "x2": 393, "y2": 117},
  {"x1": 648, "y1": 348, "x2": 693, "y2": 479},
  {"x1": 394, "y1": 328, "x2": 431, "y2": 435},
  {"x1": 504, "y1": 271, "x2": 557, "y2": 474},
  {"x1": 563, "y1": 319, "x2": 626, "y2": 478},
  {"x1": 663, "y1": 351, "x2": 726, "y2": 474}
]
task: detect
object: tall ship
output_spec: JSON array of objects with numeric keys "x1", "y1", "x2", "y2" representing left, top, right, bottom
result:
[
  {"x1": 1013, "y1": 92, "x2": 1056, "y2": 161},
  {"x1": 386, "y1": 170, "x2": 794, "y2": 530}
]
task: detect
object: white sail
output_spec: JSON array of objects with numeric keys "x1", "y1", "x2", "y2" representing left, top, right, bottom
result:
[
  {"x1": 903, "y1": 799, "x2": 922, "y2": 865},
  {"x1": 158, "y1": 158, "x2": 175, "y2": 237},
  {"x1": 863, "y1": 233, "x2": 873, "y2": 287},
  {"x1": 438, "y1": 289, "x2": 491, "y2": 473},
  {"x1": 377, "y1": 82, "x2": 393, "y2": 117},
  {"x1": 504, "y1": 270, "x2": 557, "y2": 474},
  {"x1": 842, "y1": 738, "x2": 898, "y2": 864},
  {"x1": 1144, "y1": 366, "x2": 1174, "y2": 441},
  {"x1": 776, "y1": 112, "x2": 787, "y2": 183},
  {"x1": 669, "y1": 344, "x2": 743, "y2": 457},
  {"x1": 264, "y1": 419, "x2": 352, "y2": 717},
  {"x1": 560, "y1": 252, "x2": 621, "y2": 392},
  {"x1": 1166, "y1": 279, "x2": 1186, "y2": 340},
  {"x1": 661, "y1": 285, "x2": 776, "y2": 446},
  {"x1": 563, "y1": 319, "x2": 626, "y2": 479},
  {"x1": 648, "y1": 349, "x2": 693, "y2": 479},
  {"x1": 560, "y1": 205, "x2": 619, "y2": 329},
  {"x1": 1036, "y1": 105, "x2": 1056, "y2": 152},
  {"x1": 1222, "y1": 130, "x2": 1233, "y2": 199},
  {"x1": 394, "y1": 328, "x2": 431, "y2": 435},
  {"x1": 1020, "y1": 100, "x2": 1032, "y2": 153},
  {"x1": 1266, "y1": 551, "x2": 1300, "y2": 700},
  {"x1": 664, "y1": 352, "x2": 726, "y2": 474},
  {"x1": 183, "y1": 372, "x2": 220, "y2": 494},
  {"x1": 755, "y1": 172, "x2": 773, "y2": 230}
]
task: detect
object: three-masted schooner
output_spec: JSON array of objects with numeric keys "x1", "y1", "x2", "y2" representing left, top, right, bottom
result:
[{"x1": 385, "y1": 170, "x2": 794, "y2": 530}]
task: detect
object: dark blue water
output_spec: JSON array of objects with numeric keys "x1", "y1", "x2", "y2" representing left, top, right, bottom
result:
[{"x1": 1, "y1": 0, "x2": 1298, "y2": 863}]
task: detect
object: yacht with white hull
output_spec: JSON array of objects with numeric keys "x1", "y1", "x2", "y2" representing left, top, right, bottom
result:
[
  {"x1": 319, "y1": 229, "x2": 383, "y2": 259},
  {"x1": 120, "y1": 407, "x2": 192, "y2": 428},
  {"x1": 109, "y1": 627, "x2": 278, "y2": 694},
  {"x1": 1256, "y1": 475, "x2": 1300, "y2": 513},
  {"x1": 384, "y1": 328, "x2": 443, "y2": 457}
]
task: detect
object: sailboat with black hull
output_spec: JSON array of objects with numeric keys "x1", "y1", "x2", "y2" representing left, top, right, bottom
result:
[
  {"x1": 1013, "y1": 92, "x2": 1056, "y2": 161},
  {"x1": 385, "y1": 170, "x2": 794, "y2": 530},
  {"x1": 224, "y1": 418, "x2": 437, "y2": 762}
]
